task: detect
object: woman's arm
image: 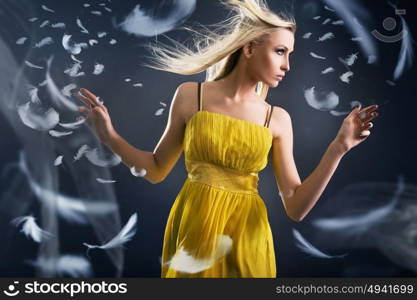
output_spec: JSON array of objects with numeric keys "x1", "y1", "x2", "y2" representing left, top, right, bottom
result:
[
  {"x1": 270, "y1": 105, "x2": 378, "y2": 222},
  {"x1": 78, "y1": 82, "x2": 192, "y2": 184}
]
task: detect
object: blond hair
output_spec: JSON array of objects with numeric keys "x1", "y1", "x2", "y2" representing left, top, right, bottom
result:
[{"x1": 141, "y1": 0, "x2": 296, "y2": 99}]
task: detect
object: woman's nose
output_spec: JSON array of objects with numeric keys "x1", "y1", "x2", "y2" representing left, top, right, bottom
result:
[{"x1": 281, "y1": 60, "x2": 290, "y2": 72}]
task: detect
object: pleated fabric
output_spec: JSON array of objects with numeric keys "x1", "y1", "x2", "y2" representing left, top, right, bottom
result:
[{"x1": 161, "y1": 109, "x2": 276, "y2": 278}]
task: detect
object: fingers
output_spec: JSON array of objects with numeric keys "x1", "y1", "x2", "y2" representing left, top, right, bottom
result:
[
  {"x1": 358, "y1": 104, "x2": 378, "y2": 119},
  {"x1": 74, "y1": 91, "x2": 95, "y2": 107},
  {"x1": 359, "y1": 130, "x2": 371, "y2": 138},
  {"x1": 80, "y1": 88, "x2": 101, "y2": 106},
  {"x1": 362, "y1": 121, "x2": 373, "y2": 130}
]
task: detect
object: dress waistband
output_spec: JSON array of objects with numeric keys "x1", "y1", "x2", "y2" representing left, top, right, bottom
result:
[{"x1": 186, "y1": 160, "x2": 259, "y2": 195}]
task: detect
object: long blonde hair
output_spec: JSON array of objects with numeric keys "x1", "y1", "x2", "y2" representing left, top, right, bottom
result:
[{"x1": 141, "y1": 0, "x2": 296, "y2": 100}]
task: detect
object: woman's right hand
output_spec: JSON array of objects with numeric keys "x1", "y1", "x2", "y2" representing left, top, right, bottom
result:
[{"x1": 74, "y1": 88, "x2": 118, "y2": 146}]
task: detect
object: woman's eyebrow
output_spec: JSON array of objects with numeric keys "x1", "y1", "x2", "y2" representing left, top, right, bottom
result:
[{"x1": 276, "y1": 45, "x2": 294, "y2": 53}]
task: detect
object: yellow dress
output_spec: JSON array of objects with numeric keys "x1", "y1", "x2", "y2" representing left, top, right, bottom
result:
[{"x1": 161, "y1": 82, "x2": 276, "y2": 278}]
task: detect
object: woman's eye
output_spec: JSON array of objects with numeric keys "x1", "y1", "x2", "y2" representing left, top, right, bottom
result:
[{"x1": 275, "y1": 49, "x2": 285, "y2": 55}]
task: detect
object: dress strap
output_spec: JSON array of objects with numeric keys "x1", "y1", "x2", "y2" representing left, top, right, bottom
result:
[
  {"x1": 264, "y1": 104, "x2": 274, "y2": 128},
  {"x1": 197, "y1": 82, "x2": 203, "y2": 112}
]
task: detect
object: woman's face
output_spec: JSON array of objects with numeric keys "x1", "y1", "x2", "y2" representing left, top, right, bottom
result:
[{"x1": 246, "y1": 28, "x2": 295, "y2": 87}]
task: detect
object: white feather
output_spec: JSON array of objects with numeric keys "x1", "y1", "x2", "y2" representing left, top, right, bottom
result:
[
  {"x1": 54, "y1": 155, "x2": 64, "y2": 166},
  {"x1": 76, "y1": 18, "x2": 89, "y2": 34},
  {"x1": 339, "y1": 71, "x2": 354, "y2": 83},
  {"x1": 163, "y1": 235, "x2": 233, "y2": 273},
  {"x1": 25, "y1": 61, "x2": 44, "y2": 69},
  {"x1": 83, "y1": 213, "x2": 138, "y2": 250},
  {"x1": 27, "y1": 255, "x2": 92, "y2": 277},
  {"x1": 41, "y1": 5, "x2": 55, "y2": 13},
  {"x1": 11, "y1": 215, "x2": 52, "y2": 243},
  {"x1": 318, "y1": 32, "x2": 335, "y2": 42},
  {"x1": 49, "y1": 130, "x2": 73, "y2": 137},
  {"x1": 35, "y1": 37, "x2": 53, "y2": 48},
  {"x1": 130, "y1": 166, "x2": 147, "y2": 177},
  {"x1": 310, "y1": 52, "x2": 326, "y2": 60},
  {"x1": 293, "y1": 229, "x2": 347, "y2": 259}
]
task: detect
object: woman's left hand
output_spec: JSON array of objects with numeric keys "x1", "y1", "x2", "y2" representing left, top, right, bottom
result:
[{"x1": 334, "y1": 104, "x2": 379, "y2": 153}]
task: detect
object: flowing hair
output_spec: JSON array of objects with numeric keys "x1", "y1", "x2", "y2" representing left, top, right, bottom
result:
[{"x1": 141, "y1": 0, "x2": 296, "y2": 100}]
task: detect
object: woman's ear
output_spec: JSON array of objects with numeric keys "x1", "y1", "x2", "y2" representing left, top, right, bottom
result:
[{"x1": 242, "y1": 41, "x2": 254, "y2": 58}]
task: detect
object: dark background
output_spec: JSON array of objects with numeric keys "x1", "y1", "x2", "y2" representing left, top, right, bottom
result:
[{"x1": 0, "y1": 0, "x2": 416, "y2": 277}]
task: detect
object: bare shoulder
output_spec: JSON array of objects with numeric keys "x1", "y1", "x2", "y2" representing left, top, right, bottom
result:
[
  {"x1": 172, "y1": 81, "x2": 199, "y2": 125},
  {"x1": 269, "y1": 105, "x2": 292, "y2": 140}
]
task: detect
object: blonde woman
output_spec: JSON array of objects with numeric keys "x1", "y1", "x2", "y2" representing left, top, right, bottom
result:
[{"x1": 75, "y1": 0, "x2": 379, "y2": 278}]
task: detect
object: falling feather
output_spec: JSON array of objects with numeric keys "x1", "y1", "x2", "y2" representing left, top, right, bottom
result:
[
  {"x1": 340, "y1": 71, "x2": 354, "y2": 83},
  {"x1": 318, "y1": 32, "x2": 335, "y2": 42},
  {"x1": 51, "y1": 22, "x2": 66, "y2": 29},
  {"x1": 313, "y1": 16, "x2": 321, "y2": 20},
  {"x1": 91, "y1": 11, "x2": 102, "y2": 16},
  {"x1": 83, "y1": 213, "x2": 138, "y2": 251},
  {"x1": 155, "y1": 108, "x2": 164, "y2": 116},
  {"x1": 28, "y1": 17, "x2": 38, "y2": 22},
  {"x1": 64, "y1": 62, "x2": 85, "y2": 77},
  {"x1": 332, "y1": 20, "x2": 344, "y2": 25},
  {"x1": 61, "y1": 83, "x2": 77, "y2": 97},
  {"x1": 27, "y1": 255, "x2": 93, "y2": 278},
  {"x1": 16, "y1": 37, "x2": 28, "y2": 45},
  {"x1": 130, "y1": 166, "x2": 147, "y2": 177},
  {"x1": 84, "y1": 148, "x2": 122, "y2": 167},
  {"x1": 49, "y1": 130, "x2": 73, "y2": 137},
  {"x1": 54, "y1": 155, "x2": 64, "y2": 166},
  {"x1": 322, "y1": 18, "x2": 331, "y2": 25},
  {"x1": 74, "y1": 144, "x2": 90, "y2": 161},
  {"x1": 28, "y1": 85, "x2": 41, "y2": 104},
  {"x1": 321, "y1": 67, "x2": 335, "y2": 74},
  {"x1": 339, "y1": 52, "x2": 359, "y2": 67},
  {"x1": 96, "y1": 178, "x2": 116, "y2": 184},
  {"x1": 93, "y1": 63, "x2": 104, "y2": 75},
  {"x1": 17, "y1": 101, "x2": 60, "y2": 131},
  {"x1": 163, "y1": 235, "x2": 233, "y2": 273},
  {"x1": 41, "y1": 5, "x2": 55, "y2": 13},
  {"x1": 133, "y1": 83, "x2": 143, "y2": 87},
  {"x1": 324, "y1": 5, "x2": 335, "y2": 12},
  {"x1": 76, "y1": 18, "x2": 89, "y2": 34},
  {"x1": 39, "y1": 20, "x2": 50, "y2": 28},
  {"x1": 97, "y1": 32, "x2": 107, "y2": 38},
  {"x1": 62, "y1": 34, "x2": 88, "y2": 55},
  {"x1": 89, "y1": 39, "x2": 98, "y2": 46},
  {"x1": 293, "y1": 229, "x2": 347, "y2": 259},
  {"x1": 310, "y1": 52, "x2": 326, "y2": 60},
  {"x1": 59, "y1": 118, "x2": 86, "y2": 129},
  {"x1": 11, "y1": 215, "x2": 53, "y2": 243},
  {"x1": 329, "y1": 110, "x2": 349, "y2": 116},
  {"x1": 35, "y1": 37, "x2": 53, "y2": 48},
  {"x1": 304, "y1": 87, "x2": 339, "y2": 111},
  {"x1": 118, "y1": 1, "x2": 196, "y2": 37},
  {"x1": 25, "y1": 61, "x2": 44, "y2": 69},
  {"x1": 302, "y1": 32, "x2": 312, "y2": 39}
]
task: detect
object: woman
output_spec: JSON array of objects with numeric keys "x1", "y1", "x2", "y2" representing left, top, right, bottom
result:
[{"x1": 75, "y1": 0, "x2": 379, "y2": 277}]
